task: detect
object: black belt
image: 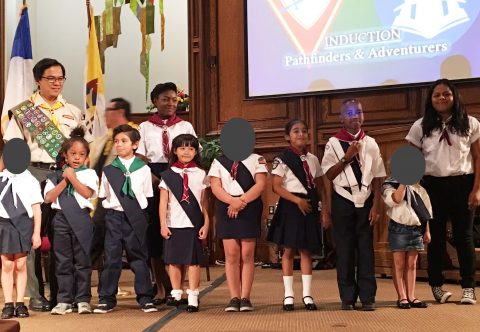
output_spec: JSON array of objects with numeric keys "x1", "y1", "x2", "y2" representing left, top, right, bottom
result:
[{"x1": 31, "y1": 162, "x2": 57, "y2": 170}]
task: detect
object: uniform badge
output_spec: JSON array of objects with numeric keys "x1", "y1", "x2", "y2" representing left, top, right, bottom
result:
[
  {"x1": 272, "y1": 159, "x2": 280, "y2": 170},
  {"x1": 258, "y1": 156, "x2": 266, "y2": 164}
]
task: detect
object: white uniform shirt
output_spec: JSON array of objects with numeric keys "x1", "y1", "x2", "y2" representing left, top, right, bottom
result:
[
  {"x1": 137, "y1": 120, "x2": 197, "y2": 163},
  {"x1": 3, "y1": 93, "x2": 84, "y2": 163},
  {"x1": 382, "y1": 184, "x2": 433, "y2": 226},
  {"x1": 321, "y1": 136, "x2": 386, "y2": 187},
  {"x1": 159, "y1": 167, "x2": 208, "y2": 228},
  {"x1": 207, "y1": 154, "x2": 268, "y2": 196},
  {"x1": 406, "y1": 116, "x2": 480, "y2": 177},
  {"x1": 44, "y1": 169, "x2": 99, "y2": 211},
  {"x1": 272, "y1": 152, "x2": 323, "y2": 194},
  {"x1": 99, "y1": 157, "x2": 153, "y2": 210},
  {"x1": 0, "y1": 170, "x2": 43, "y2": 218}
]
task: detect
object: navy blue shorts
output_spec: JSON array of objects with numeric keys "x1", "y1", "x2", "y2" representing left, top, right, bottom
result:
[{"x1": 388, "y1": 220, "x2": 424, "y2": 252}]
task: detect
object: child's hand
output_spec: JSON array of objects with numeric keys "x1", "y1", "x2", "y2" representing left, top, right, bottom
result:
[
  {"x1": 344, "y1": 141, "x2": 360, "y2": 161},
  {"x1": 161, "y1": 225, "x2": 172, "y2": 239},
  {"x1": 296, "y1": 198, "x2": 312, "y2": 216},
  {"x1": 322, "y1": 212, "x2": 332, "y2": 230},
  {"x1": 31, "y1": 233, "x2": 41, "y2": 250},
  {"x1": 423, "y1": 231, "x2": 431, "y2": 244},
  {"x1": 227, "y1": 205, "x2": 240, "y2": 219},
  {"x1": 230, "y1": 197, "x2": 247, "y2": 211},
  {"x1": 198, "y1": 225, "x2": 209, "y2": 240},
  {"x1": 63, "y1": 167, "x2": 75, "y2": 181}
]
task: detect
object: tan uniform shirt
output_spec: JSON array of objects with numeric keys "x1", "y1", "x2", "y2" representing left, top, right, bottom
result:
[{"x1": 3, "y1": 93, "x2": 83, "y2": 163}]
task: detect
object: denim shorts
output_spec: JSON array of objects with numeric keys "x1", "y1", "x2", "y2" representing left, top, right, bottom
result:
[{"x1": 388, "y1": 220, "x2": 424, "y2": 252}]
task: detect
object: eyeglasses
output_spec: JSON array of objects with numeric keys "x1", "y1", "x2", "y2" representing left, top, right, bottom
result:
[{"x1": 41, "y1": 76, "x2": 66, "y2": 83}]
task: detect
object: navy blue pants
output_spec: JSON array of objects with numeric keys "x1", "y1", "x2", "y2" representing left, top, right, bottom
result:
[
  {"x1": 332, "y1": 192, "x2": 376, "y2": 304},
  {"x1": 53, "y1": 212, "x2": 92, "y2": 304},
  {"x1": 98, "y1": 209, "x2": 153, "y2": 306}
]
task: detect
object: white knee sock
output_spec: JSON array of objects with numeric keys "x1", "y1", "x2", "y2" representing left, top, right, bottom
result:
[
  {"x1": 186, "y1": 289, "x2": 199, "y2": 307},
  {"x1": 283, "y1": 276, "x2": 294, "y2": 305},
  {"x1": 171, "y1": 289, "x2": 183, "y2": 301},
  {"x1": 302, "y1": 274, "x2": 313, "y2": 304}
]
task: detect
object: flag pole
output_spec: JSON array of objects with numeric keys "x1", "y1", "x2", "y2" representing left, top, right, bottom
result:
[{"x1": 86, "y1": 0, "x2": 91, "y2": 30}]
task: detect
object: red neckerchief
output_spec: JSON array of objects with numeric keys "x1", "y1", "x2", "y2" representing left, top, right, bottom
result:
[
  {"x1": 334, "y1": 128, "x2": 366, "y2": 142},
  {"x1": 439, "y1": 117, "x2": 452, "y2": 146},
  {"x1": 288, "y1": 145, "x2": 315, "y2": 189},
  {"x1": 231, "y1": 161, "x2": 239, "y2": 180},
  {"x1": 149, "y1": 113, "x2": 183, "y2": 158},
  {"x1": 172, "y1": 161, "x2": 198, "y2": 203}
]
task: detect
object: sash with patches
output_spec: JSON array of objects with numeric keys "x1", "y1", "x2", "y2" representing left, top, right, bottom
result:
[
  {"x1": 103, "y1": 165, "x2": 148, "y2": 243},
  {"x1": 48, "y1": 170, "x2": 93, "y2": 255},
  {"x1": 0, "y1": 179, "x2": 32, "y2": 251},
  {"x1": 160, "y1": 169, "x2": 204, "y2": 229},
  {"x1": 277, "y1": 149, "x2": 319, "y2": 209},
  {"x1": 216, "y1": 155, "x2": 255, "y2": 193},
  {"x1": 9, "y1": 100, "x2": 66, "y2": 159}
]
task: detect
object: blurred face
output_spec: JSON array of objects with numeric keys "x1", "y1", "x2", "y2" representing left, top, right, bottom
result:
[
  {"x1": 64, "y1": 141, "x2": 88, "y2": 169},
  {"x1": 286, "y1": 122, "x2": 308, "y2": 149},
  {"x1": 340, "y1": 101, "x2": 364, "y2": 133},
  {"x1": 105, "y1": 101, "x2": 124, "y2": 129},
  {"x1": 154, "y1": 90, "x2": 178, "y2": 118},
  {"x1": 37, "y1": 65, "x2": 65, "y2": 101},
  {"x1": 114, "y1": 132, "x2": 138, "y2": 158},
  {"x1": 431, "y1": 84, "x2": 454, "y2": 116},
  {"x1": 174, "y1": 145, "x2": 197, "y2": 164}
]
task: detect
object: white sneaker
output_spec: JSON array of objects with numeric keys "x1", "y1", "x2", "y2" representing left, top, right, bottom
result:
[
  {"x1": 77, "y1": 302, "x2": 92, "y2": 314},
  {"x1": 51, "y1": 303, "x2": 73, "y2": 315},
  {"x1": 460, "y1": 288, "x2": 477, "y2": 304}
]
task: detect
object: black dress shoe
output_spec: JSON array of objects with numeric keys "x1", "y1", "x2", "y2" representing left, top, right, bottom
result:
[
  {"x1": 14, "y1": 303, "x2": 29, "y2": 318},
  {"x1": 408, "y1": 298, "x2": 428, "y2": 308},
  {"x1": 341, "y1": 302, "x2": 355, "y2": 310},
  {"x1": 361, "y1": 302, "x2": 375, "y2": 311},
  {"x1": 302, "y1": 296, "x2": 317, "y2": 311},
  {"x1": 1, "y1": 303, "x2": 14, "y2": 319},
  {"x1": 153, "y1": 298, "x2": 166, "y2": 306},
  {"x1": 396, "y1": 299, "x2": 410, "y2": 309},
  {"x1": 186, "y1": 305, "x2": 199, "y2": 312},
  {"x1": 29, "y1": 296, "x2": 51, "y2": 312},
  {"x1": 283, "y1": 296, "x2": 294, "y2": 311}
]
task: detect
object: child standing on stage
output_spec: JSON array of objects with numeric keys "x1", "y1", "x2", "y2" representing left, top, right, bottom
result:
[
  {"x1": 160, "y1": 134, "x2": 209, "y2": 313},
  {"x1": 0, "y1": 155, "x2": 42, "y2": 319},
  {"x1": 321, "y1": 99, "x2": 386, "y2": 311},
  {"x1": 267, "y1": 119, "x2": 325, "y2": 311},
  {"x1": 94, "y1": 124, "x2": 157, "y2": 314},
  {"x1": 382, "y1": 177, "x2": 431, "y2": 309},
  {"x1": 209, "y1": 153, "x2": 267, "y2": 312},
  {"x1": 44, "y1": 127, "x2": 99, "y2": 315}
]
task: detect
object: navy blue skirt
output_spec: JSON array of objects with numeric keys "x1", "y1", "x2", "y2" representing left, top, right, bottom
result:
[
  {"x1": 163, "y1": 227, "x2": 203, "y2": 265},
  {"x1": 267, "y1": 194, "x2": 322, "y2": 252},
  {"x1": 0, "y1": 217, "x2": 33, "y2": 254},
  {"x1": 216, "y1": 197, "x2": 263, "y2": 239}
]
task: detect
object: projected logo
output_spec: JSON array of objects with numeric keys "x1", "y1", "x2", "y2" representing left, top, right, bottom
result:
[
  {"x1": 268, "y1": 0, "x2": 343, "y2": 55},
  {"x1": 392, "y1": 0, "x2": 469, "y2": 39}
]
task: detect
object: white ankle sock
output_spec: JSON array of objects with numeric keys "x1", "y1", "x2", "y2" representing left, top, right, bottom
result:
[
  {"x1": 171, "y1": 289, "x2": 183, "y2": 301},
  {"x1": 186, "y1": 289, "x2": 199, "y2": 307},
  {"x1": 283, "y1": 276, "x2": 294, "y2": 305},
  {"x1": 302, "y1": 274, "x2": 313, "y2": 304}
]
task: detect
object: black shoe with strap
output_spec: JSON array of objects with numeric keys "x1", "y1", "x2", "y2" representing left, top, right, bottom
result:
[
  {"x1": 302, "y1": 296, "x2": 317, "y2": 311},
  {"x1": 396, "y1": 299, "x2": 410, "y2": 309},
  {"x1": 283, "y1": 296, "x2": 294, "y2": 311},
  {"x1": 408, "y1": 298, "x2": 428, "y2": 308}
]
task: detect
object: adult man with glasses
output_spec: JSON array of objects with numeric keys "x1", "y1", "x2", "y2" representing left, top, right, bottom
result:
[{"x1": 3, "y1": 58, "x2": 85, "y2": 312}]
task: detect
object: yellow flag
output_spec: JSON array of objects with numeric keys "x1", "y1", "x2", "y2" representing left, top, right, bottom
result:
[{"x1": 85, "y1": 4, "x2": 107, "y2": 138}]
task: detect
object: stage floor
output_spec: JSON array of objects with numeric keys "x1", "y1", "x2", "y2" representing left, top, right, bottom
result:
[{"x1": 1, "y1": 266, "x2": 478, "y2": 332}]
